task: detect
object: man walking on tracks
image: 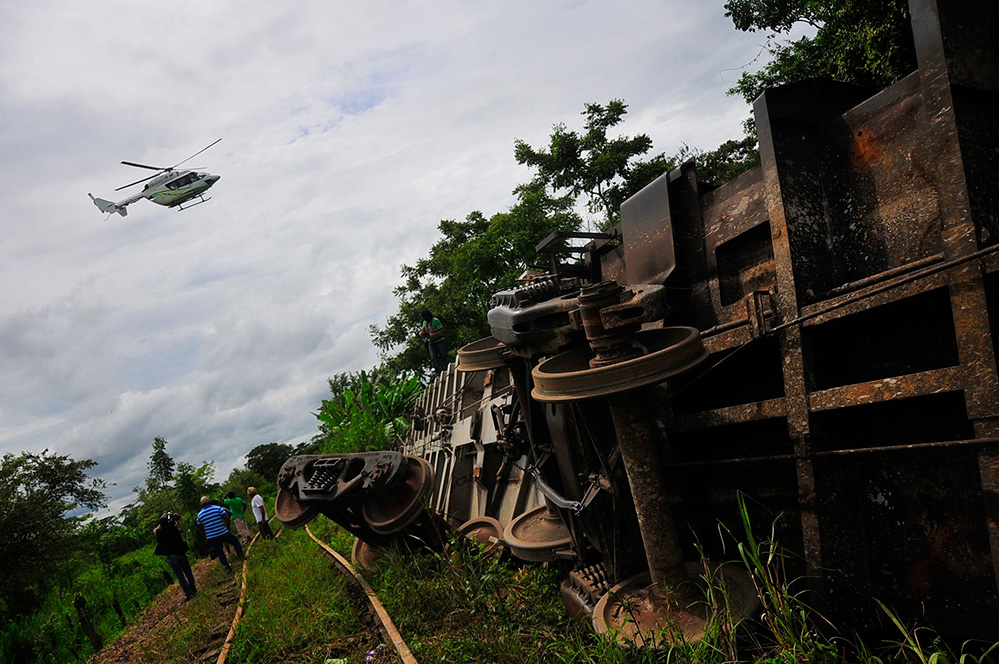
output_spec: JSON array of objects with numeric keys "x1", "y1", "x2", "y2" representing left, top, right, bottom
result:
[
  {"x1": 197, "y1": 495, "x2": 244, "y2": 572},
  {"x1": 223, "y1": 490, "x2": 251, "y2": 542},
  {"x1": 153, "y1": 512, "x2": 197, "y2": 601},
  {"x1": 248, "y1": 486, "x2": 275, "y2": 539}
]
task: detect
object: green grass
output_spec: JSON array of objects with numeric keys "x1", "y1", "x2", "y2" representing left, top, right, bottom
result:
[
  {"x1": 306, "y1": 519, "x2": 672, "y2": 663},
  {"x1": 225, "y1": 528, "x2": 380, "y2": 663},
  {"x1": 0, "y1": 546, "x2": 172, "y2": 664},
  {"x1": 25, "y1": 504, "x2": 993, "y2": 664}
]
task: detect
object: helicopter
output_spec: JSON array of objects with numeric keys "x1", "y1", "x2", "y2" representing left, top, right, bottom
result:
[{"x1": 89, "y1": 139, "x2": 222, "y2": 217}]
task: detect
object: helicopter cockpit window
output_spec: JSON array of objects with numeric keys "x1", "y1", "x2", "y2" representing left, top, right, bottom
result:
[{"x1": 166, "y1": 173, "x2": 199, "y2": 190}]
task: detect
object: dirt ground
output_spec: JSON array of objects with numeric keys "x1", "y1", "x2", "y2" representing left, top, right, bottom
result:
[{"x1": 87, "y1": 557, "x2": 238, "y2": 664}]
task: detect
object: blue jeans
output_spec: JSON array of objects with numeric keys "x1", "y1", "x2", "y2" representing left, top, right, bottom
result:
[
  {"x1": 165, "y1": 553, "x2": 197, "y2": 597},
  {"x1": 208, "y1": 532, "x2": 244, "y2": 570},
  {"x1": 428, "y1": 339, "x2": 447, "y2": 372}
]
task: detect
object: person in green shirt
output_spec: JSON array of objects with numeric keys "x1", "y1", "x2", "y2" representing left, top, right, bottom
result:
[
  {"x1": 419, "y1": 308, "x2": 447, "y2": 373},
  {"x1": 223, "y1": 491, "x2": 251, "y2": 541}
]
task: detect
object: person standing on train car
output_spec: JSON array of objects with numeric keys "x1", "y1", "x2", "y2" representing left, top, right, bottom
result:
[{"x1": 419, "y1": 308, "x2": 447, "y2": 373}]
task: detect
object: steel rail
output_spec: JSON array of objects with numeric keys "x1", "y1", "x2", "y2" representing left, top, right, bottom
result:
[
  {"x1": 216, "y1": 528, "x2": 261, "y2": 664},
  {"x1": 305, "y1": 525, "x2": 419, "y2": 664}
]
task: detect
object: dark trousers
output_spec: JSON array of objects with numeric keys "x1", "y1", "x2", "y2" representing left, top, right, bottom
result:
[
  {"x1": 165, "y1": 553, "x2": 197, "y2": 597},
  {"x1": 208, "y1": 532, "x2": 244, "y2": 570},
  {"x1": 257, "y1": 519, "x2": 275, "y2": 539},
  {"x1": 428, "y1": 339, "x2": 447, "y2": 372}
]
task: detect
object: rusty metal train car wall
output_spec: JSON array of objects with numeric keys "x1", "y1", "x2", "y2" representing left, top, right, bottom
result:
[{"x1": 275, "y1": 0, "x2": 999, "y2": 643}]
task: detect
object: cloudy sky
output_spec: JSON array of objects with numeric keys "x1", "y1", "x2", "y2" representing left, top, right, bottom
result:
[{"x1": 0, "y1": 1, "x2": 787, "y2": 514}]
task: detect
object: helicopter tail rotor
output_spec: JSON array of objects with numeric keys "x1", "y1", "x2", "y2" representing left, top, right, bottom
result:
[{"x1": 89, "y1": 193, "x2": 127, "y2": 217}]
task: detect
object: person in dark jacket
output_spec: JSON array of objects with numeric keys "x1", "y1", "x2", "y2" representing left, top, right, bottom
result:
[{"x1": 154, "y1": 512, "x2": 197, "y2": 600}]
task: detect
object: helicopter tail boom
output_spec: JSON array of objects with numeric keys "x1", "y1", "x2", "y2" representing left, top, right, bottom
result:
[{"x1": 89, "y1": 193, "x2": 128, "y2": 217}]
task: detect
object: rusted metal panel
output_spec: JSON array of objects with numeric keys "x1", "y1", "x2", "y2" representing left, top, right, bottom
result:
[
  {"x1": 674, "y1": 397, "x2": 787, "y2": 432},
  {"x1": 830, "y1": 73, "x2": 943, "y2": 281},
  {"x1": 618, "y1": 173, "x2": 676, "y2": 286},
  {"x1": 702, "y1": 167, "x2": 773, "y2": 318},
  {"x1": 809, "y1": 366, "x2": 964, "y2": 411}
]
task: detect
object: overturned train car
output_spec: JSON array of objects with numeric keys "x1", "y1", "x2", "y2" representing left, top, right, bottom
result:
[{"x1": 276, "y1": 0, "x2": 999, "y2": 642}]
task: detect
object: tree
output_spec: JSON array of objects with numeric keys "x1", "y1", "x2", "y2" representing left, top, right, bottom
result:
[
  {"x1": 0, "y1": 450, "x2": 107, "y2": 619},
  {"x1": 514, "y1": 100, "x2": 668, "y2": 228},
  {"x1": 244, "y1": 443, "x2": 295, "y2": 483},
  {"x1": 147, "y1": 436, "x2": 174, "y2": 489},
  {"x1": 370, "y1": 182, "x2": 581, "y2": 375},
  {"x1": 724, "y1": 0, "x2": 917, "y2": 104},
  {"x1": 120, "y1": 456, "x2": 218, "y2": 540},
  {"x1": 223, "y1": 466, "x2": 269, "y2": 496},
  {"x1": 173, "y1": 460, "x2": 218, "y2": 518}
]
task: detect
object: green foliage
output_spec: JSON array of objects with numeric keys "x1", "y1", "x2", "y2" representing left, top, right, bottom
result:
[
  {"x1": 244, "y1": 442, "x2": 294, "y2": 482},
  {"x1": 0, "y1": 545, "x2": 171, "y2": 664},
  {"x1": 147, "y1": 436, "x2": 174, "y2": 489},
  {"x1": 121, "y1": 450, "x2": 219, "y2": 539},
  {"x1": 362, "y1": 532, "x2": 585, "y2": 663},
  {"x1": 77, "y1": 515, "x2": 147, "y2": 568},
  {"x1": 222, "y1": 465, "x2": 269, "y2": 495},
  {"x1": 0, "y1": 449, "x2": 107, "y2": 621},
  {"x1": 689, "y1": 136, "x2": 762, "y2": 188},
  {"x1": 131, "y1": 554, "x2": 248, "y2": 662},
  {"x1": 724, "y1": 492, "x2": 838, "y2": 663},
  {"x1": 315, "y1": 369, "x2": 423, "y2": 454},
  {"x1": 172, "y1": 459, "x2": 219, "y2": 519},
  {"x1": 514, "y1": 99, "x2": 668, "y2": 228},
  {"x1": 370, "y1": 181, "x2": 581, "y2": 375},
  {"x1": 874, "y1": 599, "x2": 999, "y2": 664},
  {"x1": 724, "y1": 0, "x2": 917, "y2": 104}
]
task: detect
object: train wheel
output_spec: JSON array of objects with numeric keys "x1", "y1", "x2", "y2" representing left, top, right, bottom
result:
[
  {"x1": 274, "y1": 486, "x2": 319, "y2": 528},
  {"x1": 456, "y1": 516, "x2": 504, "y2": 553},
  {"x1": 503, "y1": 504, "x2": 573, "y2": 562},
  {"x1": 457, "y1": 336, "x2": 511, "y2": 371},
  {"x1": 361, "y1": 456, "x2": 435, "y2": 535},
  {"x1": 531, "y1": 327, "x2": 709, "y2": 401},
  {"x1": 351, "y1": 538, "x2": 383, "y2": 571},
  {"x1": 592, "y1": 563, "x2": 758, "y2": 647}
]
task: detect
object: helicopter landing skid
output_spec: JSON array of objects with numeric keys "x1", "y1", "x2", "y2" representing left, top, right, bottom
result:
[{"x1": 176, "y1": 196, "x2": 212, "y2": 211}]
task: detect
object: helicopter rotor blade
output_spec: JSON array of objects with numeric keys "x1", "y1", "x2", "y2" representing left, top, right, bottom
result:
[
  {"x1": 121, "y1": 160, "x2": 168, "y2": 171},
  {"x1": 171, "y1": 138, "x2": 222, "y2": 170},
  {"x1": 115, "y1": 172, "x2": 160, "y2": 191}
]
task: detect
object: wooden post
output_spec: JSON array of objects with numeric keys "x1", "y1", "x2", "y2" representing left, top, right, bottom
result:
[
  {"x1": 73, "y1": 595, "x2": 103, "y2": 651},
  {"x1": 112, "y1": 595, "x2": 125, "y2": 625}
]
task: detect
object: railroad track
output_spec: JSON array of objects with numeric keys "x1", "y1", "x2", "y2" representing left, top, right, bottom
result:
[
  {"x1": 212, "y1": 521, "x2": 416, "y2": 664},
  {"x1": 305, "y1": 525, "x2": 418, "y2": 664}
]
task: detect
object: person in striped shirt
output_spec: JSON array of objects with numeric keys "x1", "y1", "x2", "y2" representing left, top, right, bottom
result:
[{"x1": 196, "y1": 495, "x2": 244, "y2": 572}]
